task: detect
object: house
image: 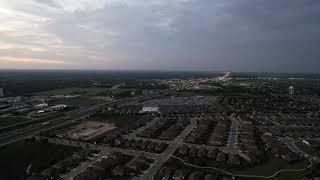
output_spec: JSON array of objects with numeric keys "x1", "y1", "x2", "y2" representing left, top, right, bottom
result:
[
  {"x1": 41, "y1": 167, "x2": 58, "y2": 178},
  {"x1": 197, "y1": 147, "x2": 208, "y2": 159},
  {"x1": 159, "y1": 167, "x2": 174, "y2": 180},
  {"x1": 101, "y1": 157, "x2": 119, "y2": 169},
  {"x1": 187, "y1": 171, "x2": 204, "y2": 180},
  {"x1": 228, "y1": 154, "x2": 241, "y2": 165},
  {"x1": 146, "y1": 142, "x2": 157, "y2": 152},
  {"x1": 220, "y1": 175, "x2": 234, "y2": 180},
  {"x1": 179, "y1": 145, "x2": 189, "y2": 156},
  {"x1": 74, "y1": 170, "x2": 98, "y2": 180},
  {"x1": 26, "y1": 175, "x2": 46, "y2": 180},
  {"x1": 112, "y1": 165, "x2": 128, "y2": 177},
  {"x1": 90, "y1": 165, "x2": 105, "y2": 177},
  {"x1": 172, "y1": 169, "x2": 190, "y2": 180},
  {"x1": 207, "y1": 149, "x2": 218, "y2": 159},
  {"x1": 155, "y1": 143, "x2": 168, "y2": 153},
  {"x1": 216, "y1": 152, "x2": 226, "y2": 162},
  {"x1": 188, "y1": 147, "x2": 198, "y2": 157},
  {"x1": 126, "y1": 156, "x2": 149, "y2": 171},
  {"x1": 204, "y1": 174, "x2": 218, "y2": 180}
]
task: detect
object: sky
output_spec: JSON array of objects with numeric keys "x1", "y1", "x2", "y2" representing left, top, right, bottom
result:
[{"x1": 0, "y1": 0, "x2": 320, "y2": 73}]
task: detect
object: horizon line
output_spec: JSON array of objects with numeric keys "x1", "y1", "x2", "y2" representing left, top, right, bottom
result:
[{"x1": 0, "y1": 68, "x2": 319, "y2": 75}]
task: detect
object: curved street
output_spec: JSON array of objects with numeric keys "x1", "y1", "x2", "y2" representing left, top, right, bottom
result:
[{"x1": 171, "y1": 155, "x2": 313, "y2": 179}]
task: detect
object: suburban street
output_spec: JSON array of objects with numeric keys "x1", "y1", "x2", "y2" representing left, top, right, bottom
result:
[{"x1": 137, "y1": 118, "x2": 197, "y2": 180}]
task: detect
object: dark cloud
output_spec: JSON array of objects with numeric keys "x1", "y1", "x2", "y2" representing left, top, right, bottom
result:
[{"x1": 1, "y1": 0, "x2": 320, "y2": 72}]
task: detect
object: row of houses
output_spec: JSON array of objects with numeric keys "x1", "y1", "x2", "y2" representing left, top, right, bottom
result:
[
  {"x1": 238, "y1": 121, "x2": 258, "y2": 154},
  {"x1": 177, "y1": 145, "x2": 241, "y2": 166},
  {"x1": 158, "y1": 118, "x2": 190, "y2": 140},
  {"x1": 159, "y1": 166, "x2": 233, "y2": 180},
  {"x1": 27, "y1": 150, "x2": 96, "y2": 180},
  {"x1": 207, "y1": 121, "x2": 230, "y2": 147},
  {"x1": 74, "y1": 153, "x2": 152, "y2": 180},
  {"x1": 137, "y1": 118, "x2": 176, "y2": 139},
  {"x1": 185, "y1": 118, "x2": 215, "y2": 145},
  {"x1": 110, "y1": 138, "x2": 168, "y2": 153}
]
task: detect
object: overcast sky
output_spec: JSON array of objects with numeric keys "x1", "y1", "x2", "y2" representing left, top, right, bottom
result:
[{"x1": 0, "y1": 0, "x2": 319, "y2": 72}]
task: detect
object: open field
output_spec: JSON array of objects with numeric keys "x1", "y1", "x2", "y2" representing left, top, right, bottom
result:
[
  {"x1": 160, "y1": 155, "x2": 312, "y2": 180},
  {"x1": 34, "y1": 88, "x2": 111, "y2": 96},
  {"x1": 230, "y1": 157, "x2": 310, "y2": 177},
  {"x1": 50, "y1": 96, "x2": 109, "y2": 107},
  {"x1": 66, "y1": 121, "x2": 116, "y2": 141}
]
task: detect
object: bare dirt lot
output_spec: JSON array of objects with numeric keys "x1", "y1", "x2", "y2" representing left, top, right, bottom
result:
[{"x1": 66, "y1": 121, "x2": 116, "y2": 141}]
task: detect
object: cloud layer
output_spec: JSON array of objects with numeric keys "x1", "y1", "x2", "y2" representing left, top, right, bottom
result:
[{"x1": 0, "y1": 0, "x2": 320, "y2": 72}]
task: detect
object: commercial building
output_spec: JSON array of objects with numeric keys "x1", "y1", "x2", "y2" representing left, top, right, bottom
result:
[
  {"x1": 141, "y1": 106, "x2": 159, "y2": 113},
  {"x1": 289, "y1": 86, "x2": 295, "y2": 95}
]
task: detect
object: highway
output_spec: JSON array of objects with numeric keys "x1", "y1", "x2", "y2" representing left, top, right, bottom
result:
[{"x1": 0, "y1": 94, "x2": 163, "y2": 148}]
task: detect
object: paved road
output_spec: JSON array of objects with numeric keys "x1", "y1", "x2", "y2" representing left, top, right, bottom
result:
[
  {"x1": 226, "y1": 115, "x2": 239, "y2": 153},
  {"x1": 62, "y1": 150, "x2": 110, "y2": 180},
  {"x1": 137, "y1": 118, "x2": 197, "y2": 180},
  {"x1": 124, "y1": 135, "x2": 173, "y2": 145},
  {"x1": 46, "y1": 137, "x2": 158, "y2": 159}
]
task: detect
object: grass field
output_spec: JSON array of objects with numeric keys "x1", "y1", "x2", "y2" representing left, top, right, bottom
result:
[
  {"x1": 35, "y1": 87, "x2": 111, "y2": 96},
  {"x1": 230, "y1": 157, "x2": 310, "y2": 177},
  {"x1": 162, "y1": 155, "x2": 312, "y2": 180},
  {"x1": 50, "y1": 96, "x2": 109, "y2": 107},
  {"x1": 35, "y1": 87, "x2": 135, "y2": 104}
]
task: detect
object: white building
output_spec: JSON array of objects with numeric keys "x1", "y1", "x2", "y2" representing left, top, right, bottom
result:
[
  {"x1": 141, "y1": 106, "x2": 159, "y2": 113},
  {"x1": 289, "y1": 86, "x2": 295, "y2": 95},
  {"x1": 35, "y1": 103, "x2": 48, "y2": 109},
  {"x1": 50, "y1": 104, "x2": 68, "y2": 111},
  {"x1": 215, "y1": 72, "x2": 232, "y2": 82}
]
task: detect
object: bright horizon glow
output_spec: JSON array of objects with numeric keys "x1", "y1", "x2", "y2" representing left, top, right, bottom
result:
[{"x1": 0, "y1": 56, "x2": 65, "y2": 64}]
